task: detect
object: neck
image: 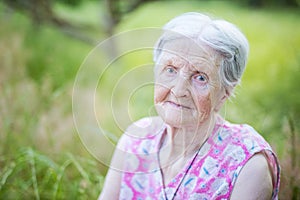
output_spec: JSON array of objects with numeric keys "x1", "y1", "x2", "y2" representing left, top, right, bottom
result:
[{"x1": 160, "y1": 114, "x2": 220, "y2": 164}]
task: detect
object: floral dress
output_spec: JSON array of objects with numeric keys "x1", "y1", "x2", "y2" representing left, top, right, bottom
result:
[{"x1": 117, "y1": 117, "x2": 280, "y2": 200}]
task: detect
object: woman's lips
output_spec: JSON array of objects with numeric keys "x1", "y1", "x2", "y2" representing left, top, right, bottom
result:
[{"x1": 165, "y1": 101, "x2": 191, "y2": 109}]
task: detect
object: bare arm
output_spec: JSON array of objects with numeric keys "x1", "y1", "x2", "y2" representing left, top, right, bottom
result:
[
  {"x1": 230, "y1": 153, "x2": 273, "y2": 200},
  {"x1": 98, "y1": 143, "x2": 125, "y2": 199},
  {"x1": 99, "y1": 117, "x2": 162, "y2": 199}
]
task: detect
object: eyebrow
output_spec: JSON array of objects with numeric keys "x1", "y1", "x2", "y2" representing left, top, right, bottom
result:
[
  {"x1": 164, "y1": 57, "x2": 186, "y2": 67},
  {"x1": 189, "y1": 62, "x2": 216, "y2": 79},
  {"x1": 160, "y1": 54, "x2": 215, "y2": 73}
]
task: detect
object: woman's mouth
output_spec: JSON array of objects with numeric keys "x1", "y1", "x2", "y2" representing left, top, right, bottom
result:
[{"x1": 165, "y1": 101, "x2": 191, "y2": 109}]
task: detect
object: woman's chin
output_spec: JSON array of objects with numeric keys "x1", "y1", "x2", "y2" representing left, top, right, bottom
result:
[
  {"x1": 155, "y1": 104, "x2": 211, "y2": 128},
  {"x1": 157, "y1": 110, "x2": 197, "y2": 128}
]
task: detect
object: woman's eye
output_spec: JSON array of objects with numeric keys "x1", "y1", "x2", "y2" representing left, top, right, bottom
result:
[
  {"x1": 194, "y1": 74, "x2": 207, "y2": 82},
  {"x1": 165, "y1": 66, "x2": 177, "y2": 74}
]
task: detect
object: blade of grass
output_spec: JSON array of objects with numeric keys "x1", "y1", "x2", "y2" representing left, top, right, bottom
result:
[
  {"x1": 67, "y1": 153, "x2": 90, "y2": 181},
  {"x1": 28, "y1": 148, "x2": 40, "y2": 200},
  {"x1": 53, "y1": 159, "x2": 72, "y2": 200},
  {"x1": 0, "y1": 162, "x2": 16, "y2": 191}
]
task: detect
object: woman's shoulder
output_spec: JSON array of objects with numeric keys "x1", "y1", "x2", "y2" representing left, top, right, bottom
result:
[
  {"x1": 125, "y1": 116, "x2": 165, "y2": 138},
  {"x1": 118, "y1": 116, "x2": 165, "y2": 154},
  {"x1": 220, "y1": 121, "x2": 280, "y2": 199},
  {"x1": 217, "y1": 120, "x2": 272, "y2": 152}
]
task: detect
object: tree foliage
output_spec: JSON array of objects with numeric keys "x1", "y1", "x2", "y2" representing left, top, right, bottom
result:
[
  {"x1": 229, "y1": 0, "x2": 299, "y2": 7},
  {"x1": 3, "y1": 0, "x2": 65, "y2": 26}
]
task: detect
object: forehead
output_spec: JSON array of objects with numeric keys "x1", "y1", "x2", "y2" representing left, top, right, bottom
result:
[{"x1": 157, "y1": 38, "x2": 218, "y2": 68}]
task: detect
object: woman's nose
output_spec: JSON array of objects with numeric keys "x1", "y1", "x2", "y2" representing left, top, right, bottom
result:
[{"x1": 171, "y1": 76, "x2": 189, "y2": 97}]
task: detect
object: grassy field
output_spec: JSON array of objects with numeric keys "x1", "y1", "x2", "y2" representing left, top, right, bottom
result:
[{"x1": 0, "y1": 1, "x2": 299, "y2": 199}]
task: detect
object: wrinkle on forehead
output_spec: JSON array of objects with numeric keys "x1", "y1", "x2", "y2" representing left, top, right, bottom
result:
[{"x1": 157, "y1": 38, "x2": 219, "y2": 69}]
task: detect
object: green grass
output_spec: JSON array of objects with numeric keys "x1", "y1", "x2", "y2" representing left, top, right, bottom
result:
[
  {"x1": 0, "y1": 0, "x2": 299, "y2": 199},
  {"x1": 0, "y1": 148, "x2": 103, "y2": 199}
]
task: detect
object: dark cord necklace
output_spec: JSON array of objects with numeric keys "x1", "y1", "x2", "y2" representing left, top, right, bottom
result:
[{"x1": 158, "y1": 137, "x2": 208, "y2": 200}]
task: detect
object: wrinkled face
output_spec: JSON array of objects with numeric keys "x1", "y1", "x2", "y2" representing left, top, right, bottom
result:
[{"x1": 154, "y1": 38, "x2": 227, "y2": 128}]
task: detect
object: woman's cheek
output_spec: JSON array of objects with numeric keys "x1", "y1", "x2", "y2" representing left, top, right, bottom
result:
[
  {"x1": 198, "y1": 96, "x2": 211, "y2": 112},
  {"x1": 154, "y1": 84, "x2": 169, "y2": 104},
  {"x1": 194, "y1": 91, "x2": 212, "y2": 121}
]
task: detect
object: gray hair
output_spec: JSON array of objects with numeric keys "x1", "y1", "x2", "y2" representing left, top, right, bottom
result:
[{"x1": 153, "y1": 12, "x2": 249, "y2": 89}]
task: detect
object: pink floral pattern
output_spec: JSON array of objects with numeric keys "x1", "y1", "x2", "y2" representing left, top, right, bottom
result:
[{"x1": 118, "y1": 117, "x2": 280, "y2": 200}]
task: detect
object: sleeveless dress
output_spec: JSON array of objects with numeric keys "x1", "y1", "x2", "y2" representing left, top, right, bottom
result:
[{"x1": 118, "y1": 117, "x2": 280, "y2": 200}]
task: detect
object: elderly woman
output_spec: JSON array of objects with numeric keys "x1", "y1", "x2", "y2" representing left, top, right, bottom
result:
[{"x1": 99, "y1": 12, "x2": 280, "y2": 200}]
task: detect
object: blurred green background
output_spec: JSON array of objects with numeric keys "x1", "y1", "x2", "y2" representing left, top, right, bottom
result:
[{"x1": 0, "y1": 0, "x2": 299, "y2": 199}]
